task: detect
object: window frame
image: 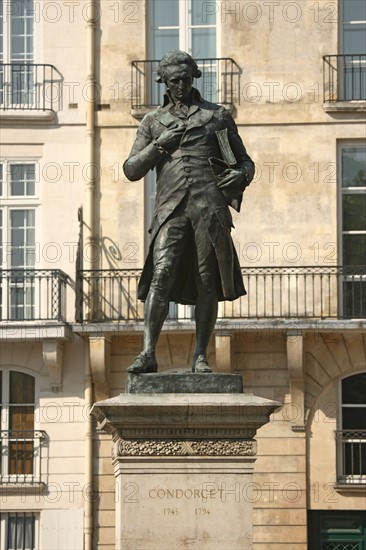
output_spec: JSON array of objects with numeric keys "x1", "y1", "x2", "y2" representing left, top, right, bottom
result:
[
  {"x1": 0, "y1": 511, "x2": 38, "y2": 550},
  {"x1": 0, "y1": 367, "x2": 42, "y2": 484},
  {"x1": 147, "y1": 0, "x2": 220, "y2": 59},
  {"x1": 337, "y1": 0, "x2": 366, "y2": 102},
  {"x1": 0, "y1": 0, "x2": 36, "y2": 64},
  {"x1": 0, "y1": 159, "x2": 40, "y2": 320},
  {"x1": 339, "y1": 0, "x2": 366, "y2": 55},
  {"x1": 337, "y1": 141, "x2": 366, "y2": 318},
  {"x1": 336, "y1": 371, "x2": 366, "y2": 485}
]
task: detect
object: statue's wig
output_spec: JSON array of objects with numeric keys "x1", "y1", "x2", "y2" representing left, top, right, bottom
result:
[{"x1": 156, "y1": 50, "x2": 202, "y2": 83}]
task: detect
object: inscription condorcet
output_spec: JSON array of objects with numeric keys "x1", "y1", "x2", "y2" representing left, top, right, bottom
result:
[{"x1": 112, "y1": 438, "x2": 257, "y2": 459}]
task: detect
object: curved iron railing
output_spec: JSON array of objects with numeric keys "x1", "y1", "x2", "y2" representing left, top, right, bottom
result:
[
  {"x1": 0, "y1": 430, "x2": 47, "y2": 484},
  {"x1": 0, "y1": 269, "x2": 68, "y2": 321},
  {"x1": 0, "y1": 63, "x2": 61, "y2": 111},
  {"x1": 131, "y1": 58, "x2": 241, "y2": 109},
  {"x1": 323, "y1": 54, "x2": 366, "y2": 102},
  {"x1": 77, "y1": 265, "x2": 366, "y2": 322}
]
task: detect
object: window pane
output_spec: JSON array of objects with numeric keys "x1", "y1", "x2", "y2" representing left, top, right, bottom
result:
[
  {"x1": 153, "y1": 29, "x2": 179, "y2": 61},
  {"x1": 344, "y1": 442, "x2": 366, "y2": 476},
  {"x1": 342, "y1": 407, "x2": 366, "y2": 429},
  {"x1": 343, "y1": 0, "x2": 366, "y2": 22},
  {"x1": 0, "y1": 163, "x2": 3, "y2": 195},
  {"x1": 342, "y1": 148, "x2": 366, "y2": 188},
  {"x1": 342, "y1": 234, "x2": 366, "y2": 265},
  {"x1": 9, "y1": 406, "x2": 35, "y2": 430},
  {"x1": 152, "y1": 0, "x2": 179, "y2": 27},
  {"x1": 343, "y1": 373, "x2": 366, "y2": 404},
  {"x1": 192, "y1": 27, "x2": 216, "y2": 58},
  {"x1": 192, "y1": 0, "x2": 216, "y2": 25},
  {"x1": 344, "y1": 26, "x2": 366, "y2": 54},
  {"x1": 343, "y1": 194, "x2": 366, "y2": 231},
  {"x1": 8, "y1": 514, "x2": 35, "y2": 549},
  {"x1": 10, "y1": 164, "x2": 36, "y2": 196},
  {"x1": 9, "y1": 441, "x2": 34, "y2": 475},
  {"x1": 11, "y1": 0, "x2": 34, "y2": 62},
  {"x1": 10, "y1": 371, "x2": 35, "y2": 403},
  {"x1": 343, "y1": 280, "x2": 366, "y2": 318}
]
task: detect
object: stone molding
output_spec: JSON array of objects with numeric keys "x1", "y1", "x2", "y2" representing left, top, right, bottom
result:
[
  {"x1": 89, "y1": 336, "x2": 111, "y2": 400},
  {"x1": 114, "y1": 427, "x2": 257, "y2": 439},
  {"x1": 42, "y1": 340, "x2": 64, "y2": 391},
  {"x1": 112, "y1": 438, "x2": 257, "y2": 458}
]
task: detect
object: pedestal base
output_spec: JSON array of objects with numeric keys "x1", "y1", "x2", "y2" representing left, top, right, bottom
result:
[
  {"x1": 92, "y1": 372, "x2": 280, "y2": 550},
  {"x1": 126, "y1": 372, "x2": 243, "y2": 394},
  {"x1": 115, "y1": 457, "x2": 254, "y2": 550}
]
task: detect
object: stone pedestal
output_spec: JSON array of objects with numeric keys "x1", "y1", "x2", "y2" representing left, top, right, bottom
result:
[{"x1": 92, "y1": 374, "x2": 279, "y2": 550}]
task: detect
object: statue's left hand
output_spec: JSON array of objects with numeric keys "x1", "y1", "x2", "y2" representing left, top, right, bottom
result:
[{"x1": 217, "y1": 168, "x2": 248, "y2": 193}]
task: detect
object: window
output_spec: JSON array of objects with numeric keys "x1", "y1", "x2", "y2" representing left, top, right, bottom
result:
[
  {"x1": 339, "y1": 144, "x2": 366, "y2": 317},
  {"x1": 0, "y1": 161, "x2": 38, "y2": 320},
  {"x1": 336, "y1": 372, "x2": 366, "y2": 484},
  {"x1": 0, "y1": 0, "x2": 35, "y2": 107},
  {"x1": 340, "y1": 0, "x2": 366, "y2": 100},
  {"x1": 0, "y1": 512, "x2": 37, "y2": 550},
  {"x1": 148, "y1": 0, "x2": 217, "y2": 104},
  {"x1": 308, "y1": 510, "x2": 366, "y2": 549},
  {"x1": 0, "y1": 369, "x2": 43, "y2": 483}
]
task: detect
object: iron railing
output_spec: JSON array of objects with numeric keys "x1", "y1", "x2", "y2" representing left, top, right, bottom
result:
[
  {"x1": 0, "y1": 63, "x2": 61, "y2": 111},
  {"x1": 131, "y1": 58, "x2": 241, "y2": 109},
  {"x1": 323, "y1": 54, "x2": 366, "y2": 102},
  {"x1": 336, "y1": 430, "x2": 366, "y2": 484},
  {"x1": 0, "y1": 269, "x2": 68, "y2": 322},
  {"x1": 0, "y1": 430, "x2": 46, "y2": 484},
  {"x1": 77, "y1": 265, "x2": 366, "y2": 322}
]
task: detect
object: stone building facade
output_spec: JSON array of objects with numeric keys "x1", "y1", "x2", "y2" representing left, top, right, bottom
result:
[{"x1": 0, "y1": 1, "x2": 365, "y2": 549}]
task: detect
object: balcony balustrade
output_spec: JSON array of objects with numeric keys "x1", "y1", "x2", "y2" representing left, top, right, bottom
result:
[
  {"x1": 0, "y1": 63, "x2": 60, "y2": 111},
  {"x1": 0, "y1": 269, "x2": 68, "y2": 322},
  {"x1": 336, "y1": 430, "x2": 366, "y2": 485},
  {"x1": 0, "y1": 430, "x2": 46, "y2": 485},
  {"x1": 323, "y1": 54, "x2": 366, "y2": 102},
  {"x1": 130, "y1": 58, "x2": 241, "y2": 111},
  {"x1": 77, "y1": 265, "x2": 366, "y2": 323}
]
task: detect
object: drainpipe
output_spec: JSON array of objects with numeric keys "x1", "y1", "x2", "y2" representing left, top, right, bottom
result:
[
  {"x1": 84, "y1": 339, "x2": 93, "y2": 550},
  {"x1": 85, "y1": 0, "x2": 97, "y2": 314},
  {"x1": 85, "y1": 1, "x2": 96, "y2": 549}
]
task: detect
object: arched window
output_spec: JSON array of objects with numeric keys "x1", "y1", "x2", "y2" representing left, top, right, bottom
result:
[
  {"x1": 0, "y1": 369, "x2": 41, "y2": 482},
  {"x1": 337, "y1": 372, "x2": 366, "y2": 484},
  {"x1": 0, "y1": 370, "x2": 39, "y2": 548}
]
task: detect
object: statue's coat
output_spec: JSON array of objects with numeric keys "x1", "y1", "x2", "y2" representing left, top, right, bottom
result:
[{"x1": 124, "y1": 89, "x2": 255, "y2": 304}]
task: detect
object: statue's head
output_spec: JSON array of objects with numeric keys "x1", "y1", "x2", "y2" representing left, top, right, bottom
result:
[{"x1": 156, "y1": 50, "x2": 202, "y2": 83}]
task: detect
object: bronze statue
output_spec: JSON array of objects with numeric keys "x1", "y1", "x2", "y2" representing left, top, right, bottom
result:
[{"x1": 123, "y1": 50, "x2": 255, "y2": 374}]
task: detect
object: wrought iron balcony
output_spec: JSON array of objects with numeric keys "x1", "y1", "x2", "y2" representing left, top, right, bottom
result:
[
  {"x1": 336, "y1": 430, "x2": 366, "y2": 484},
  {"x1": 0, "y1": 63, "x2": 60, "y2": 111},
  {"x1": 0, "y1": 430, "x2": 46, "y2": 484},
  {"x1": 77, "y1": 265, "x2": 366, "y2": 323},
  {"x1": 323, "y1": 54, "x2": 366, "y2": 102},
  {"x1": 130, "y1": 58, "x2": 241, "y2": 111},
  {"x1": 0, "y1": 269, "x2": 68, "y2": 322}
]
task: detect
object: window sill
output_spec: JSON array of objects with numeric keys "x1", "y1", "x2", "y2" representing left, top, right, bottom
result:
[
  {"x1": 334, "y1": 482, "x2": 366, "y2": 493},
  {"x1": 323, "y1": 100, "x2": 366, "y2": 113},
  {"x1": 0, "y1": 321, "x2": 72, "y2": 341},
  {"x1": 0, "y1": 481, "x2": 45, "y2": 495},
  {"x1": 0, "y1": 109, "x2": 56, "y2": 122}
]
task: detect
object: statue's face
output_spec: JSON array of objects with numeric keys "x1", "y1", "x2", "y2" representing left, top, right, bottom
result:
[{"x1": 164, "y1": 63, "x2": 194, "y2": 103}]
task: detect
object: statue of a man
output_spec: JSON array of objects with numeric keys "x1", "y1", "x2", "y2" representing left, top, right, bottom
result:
[{"x1": 123, "y1": 50, "x2": 255, "y2": 374}]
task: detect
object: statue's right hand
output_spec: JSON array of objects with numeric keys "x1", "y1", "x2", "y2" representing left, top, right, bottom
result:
[{"x1": 154, "y1": 124, "x2": 185, "y2": 152}]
